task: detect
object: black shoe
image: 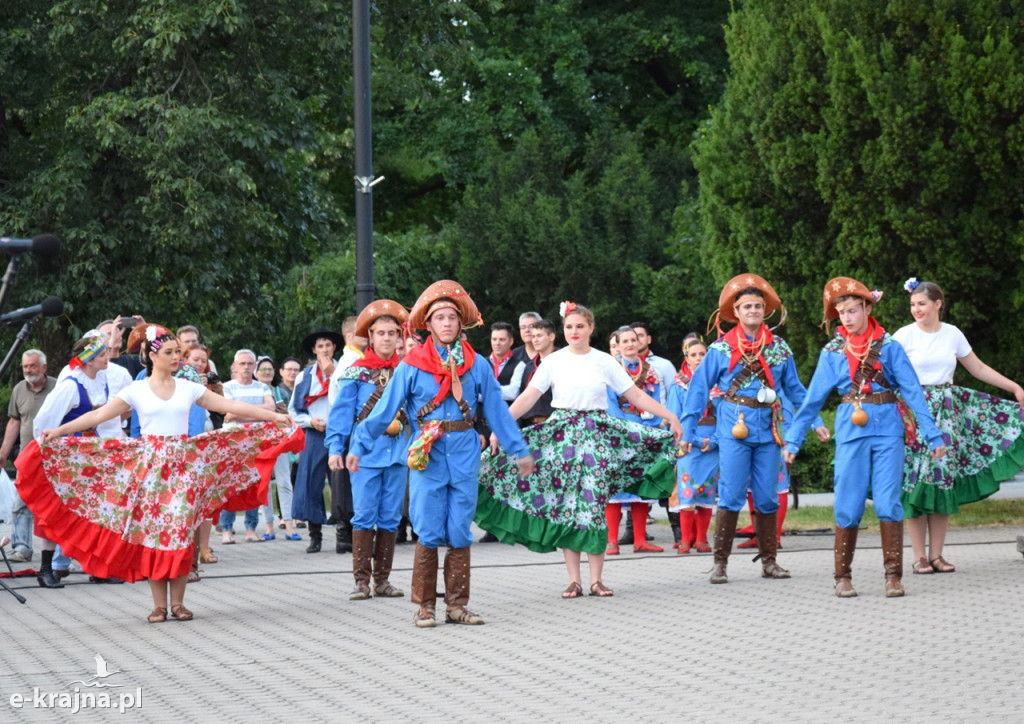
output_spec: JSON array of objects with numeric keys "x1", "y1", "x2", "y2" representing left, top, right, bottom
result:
[
  {"x1": 480, "y1": 531, "x2": 499, "y2": 543},
  {"x1": 53, "y1": 569, "x2": 71, "y2": 581},
  {"x1": 37, "y1": 570, "x2": 65, "y2": 589},
  {"x1": 336, "y1": 525, "x2": 352, "y2": 554},
  {"x1": 89, "y1": 576, "x2": 124, "y2": 584},
  {"x1": 396, "y1": 526, "x2": 408, "y2": 544},
  {"x1": 306, "y1": 538, "x2": 322, "y2": 554}
]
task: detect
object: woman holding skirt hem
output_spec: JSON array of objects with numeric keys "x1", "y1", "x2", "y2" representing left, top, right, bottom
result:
[
  {"x1": 18, "y1": 325, "x2": 300, "y2": 623},
  {"x1": 476, "y1": 303, "x2": 681, "y2": 598}
]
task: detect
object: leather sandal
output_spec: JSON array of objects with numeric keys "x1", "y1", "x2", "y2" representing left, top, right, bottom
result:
[
  {"x1": 373, "y1": 581, "x2": 404, "y2": 598},
  {"x1": 694, "y1": 541, "x2": 712, "y2": 553},
  {"x1": 200, "y1": 549, "x2": 218, "y2": 564},
  {"x1": 414, "y1": 604, "x2": 436, "y2": 628},
  {"x1": 912, "y1": 557, "x2": 934, "y2": 574},
  {"x1": 930, "y1": 556, "x2": 955, "y2": 573},
  {"x1": 561, "y1": 581, "x2": 583, "y2": 599},
  {"x1": 445, "y1": 605, "x2": 484, "y2": 625},
  {"x1": 147, "y1": 607, "x2": 168, "y2": 624},
  {"x1": 170, "y1": 604, "x2": 194, "y2": 621},
  {"x1": 677, "y1": 541, "x2": 692, "y2": 554},
  {"x1": 589, "y1": 581, "x2": 614, "y2": 597},
  {"x1": 187, "y1": 569, "x2": 200, "y2": 583},
  {"x1": 349, "y1": 582, "x2": 371, "y2": 601},
  {"x1": 605, "y1": 543, "x2": 620, "y2": 556}
]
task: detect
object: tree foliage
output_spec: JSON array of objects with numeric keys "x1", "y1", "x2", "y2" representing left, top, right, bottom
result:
[{"x1": 695, "y1": 0, "x2": 1024, "y2": 380}]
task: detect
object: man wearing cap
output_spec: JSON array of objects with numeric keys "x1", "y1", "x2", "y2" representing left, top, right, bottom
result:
[
  {"x1": 347, "y1": 281, "x2": 535, "y2": 628},
  {"x1": 680, "y1": 274, "x2": 827, "y2": 584},
  {"x1": 290, "y1": 328, "x2": 342, "y2": 554},
  {"x1": 784, "y1": 278, "x2": 946, "y2": 598},
  {"x1": 327, "y1": 300, "x2": 410, "y2": 601}
]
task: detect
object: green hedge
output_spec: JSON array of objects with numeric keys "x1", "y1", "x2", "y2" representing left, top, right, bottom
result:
[{"x1": 789, "y1": 409, "x2": 836, "y2": 494}]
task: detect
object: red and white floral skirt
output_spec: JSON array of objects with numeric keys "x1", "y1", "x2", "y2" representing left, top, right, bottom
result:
[{"x1": 15, "y1": 422, "x2": 304, "y2": 582}]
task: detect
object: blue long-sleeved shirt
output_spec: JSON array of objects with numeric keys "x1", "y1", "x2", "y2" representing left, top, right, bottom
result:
[
  {"x1": 350, "y1": 344, "x2": 530, "y2": 481},
  {"x1": 326, "y1": 367, "x2": 408, "y2": 468},
  {"x1": 667, "y1": 381, "x2": 719, "y2": 450},
  {"x1": 785, "y1": 332, "x2": 943, "y2": 453},
  {"x1": 682, "y1": 335, "x2": 815, "y2": 446}
]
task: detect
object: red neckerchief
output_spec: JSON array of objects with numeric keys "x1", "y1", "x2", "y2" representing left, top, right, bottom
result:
[
  {"x1": 676, "y1": 360, "x2": 693, "y2": 384},
  {"x1": 351, "y1": 347, "x2": 400, "y2": 371},
  {"x1": 303, "y1": 364, "x2": 331, "y2": 408},
  {"x1": 403, "y1": 338, "x2": 477, "y2": 407},
  {"x1": 489, "y1": 350, "x2": 513, "y2": 379},
  {"x1": 837, "y1": 316, "x2": 885, "y2": 383},
  {"x1": 723, "y1": 324, "x2": 776, "y2": 388}
]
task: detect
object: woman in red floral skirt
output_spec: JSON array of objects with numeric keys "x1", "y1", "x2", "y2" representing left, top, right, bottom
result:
[{"x1": 18, "y1": 325, "x2": 300, "y2": 623}]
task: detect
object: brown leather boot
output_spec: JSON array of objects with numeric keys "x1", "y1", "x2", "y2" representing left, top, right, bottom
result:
[
  {"x1": 444, "y1": 546, "x2": 483, "y2": 624},
  {"x1": 833, "y1": 526, "x2": 858, "y2": 597},
  {"x1": 349, "y1": 529, "x2": 374, "y2": 600},
  {"x1": 372, "y1": 530, "x2": 403, "y2": 598},
  {"x1": 756, "y1": 510, "x2": 790, "y2": 578},
  {"x1": 411, "y1": 543, "x2": 439, "y2": 627},
  {"x1": 710, "y1": 509, "x2": 739, "y2": 584},
  {"x1": 880, "y1": 520, "x2": 905, "y2": 597}
]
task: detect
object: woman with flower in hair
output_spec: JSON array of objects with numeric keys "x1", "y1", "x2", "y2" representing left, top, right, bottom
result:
[
  {"x1": 604, "y1": 325, "x2": 669, "y2": 555},
  {"x1": 895, "y1": 278, "x2": 1024, "y2": 574},
  {"x1": 666, "y1": 333, "x2": 718, "y2": 554},
  {"x1": 476, "y1": 302, "x2": 681, "y2": 599},
  {"x1": 17, "y1": 325, "x2": 299, "y2": 623}
]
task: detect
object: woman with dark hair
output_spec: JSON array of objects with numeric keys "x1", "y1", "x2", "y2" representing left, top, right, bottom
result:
[
  {"x1": 604, "y1": 325, "x2": 668, "y2": 555},
  {"x1": 896, "y1": 279, "x2": 1024, "y2": 573},
  {"x1": 273, "y1": 356, "x2": 303, "y2": 539},
  {"x1": 17, "y1": 325, "x2": 299, "y2": 623}
]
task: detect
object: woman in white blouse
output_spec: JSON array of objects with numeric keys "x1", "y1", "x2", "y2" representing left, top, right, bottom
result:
[{"x1": 895, "y1": 279, "x2": 1024, "y2": 574}]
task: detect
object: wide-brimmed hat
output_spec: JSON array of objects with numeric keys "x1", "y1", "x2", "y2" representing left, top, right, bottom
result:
[
  {"x1": 823, "y1": 277, "x2": 882, "y2": 321},
  {"x1": 302, "y1": 327, "x2": 343, "y2": 356},
  {"x1": 408, "y1": 280, "x2": 483, "y2": 331},
  {"x1": 717, "y1": 273, "x2": 782, "y2": 324},
  {"x1": 354, "y1": 299, "x2": 410, "y2": 339}
]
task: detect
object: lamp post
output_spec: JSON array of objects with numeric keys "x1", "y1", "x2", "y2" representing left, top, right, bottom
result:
[{"x1": 352, "y1": 0, "x2": 380, "y2": 313}]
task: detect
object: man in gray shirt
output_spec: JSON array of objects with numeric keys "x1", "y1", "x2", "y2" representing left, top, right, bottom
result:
[{"x1": 0, "y1": 350, "x2": 57, "y2": 561}]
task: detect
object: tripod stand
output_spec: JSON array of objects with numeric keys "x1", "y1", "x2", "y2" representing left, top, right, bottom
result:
[{"x1": 0, "y1": 537, "x2": 27, "y2": 603}]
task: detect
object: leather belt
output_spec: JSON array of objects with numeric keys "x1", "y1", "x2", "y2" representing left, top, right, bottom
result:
[
  {"x1": 697, "y1": 415, "x2": 717, "y2": 427},
  {"x1": 841, "y1": 391, "x2": 898, "y2": 405},
  {"x1": 437, "y1": 420, "x2": 474, "y2": 433},
  {"x1": 723, "y1": 394, "x2": 772, "y2": 409}
]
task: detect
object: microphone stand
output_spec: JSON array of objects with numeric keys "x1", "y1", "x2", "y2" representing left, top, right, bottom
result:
[
  {"x1": 0, "y1": 316, "x2": 37, "y2": 384},
  {"x1": 0, "y1": 256, "x2": 20, "y2": 318}
]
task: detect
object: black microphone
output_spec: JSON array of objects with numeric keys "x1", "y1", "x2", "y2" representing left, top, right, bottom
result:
[
  {"x1": 0, "y1": 297, "x2": 64, "y2": 326},
  {"x1": 0, "y1": 234, "x2": 61, "y2": 258}
]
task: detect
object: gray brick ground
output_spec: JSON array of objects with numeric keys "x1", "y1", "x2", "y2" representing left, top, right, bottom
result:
[{"x1": 2, "y1": 521, "x2": 1023, "y2": 722}]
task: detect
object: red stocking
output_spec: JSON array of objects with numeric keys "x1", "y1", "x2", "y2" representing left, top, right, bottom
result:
[
  {"x1": 695, "y1": 507, "x2": 713, "y2": 544},
  {"x1": 776, "y1": 492, "x2": 789, "y2": 544},
  {"x1": 678, "y1": 509, "x2": 696, "y2": 547},
  {"x1": 605, "y1": 503, "x2": 622, "y2": 546}
]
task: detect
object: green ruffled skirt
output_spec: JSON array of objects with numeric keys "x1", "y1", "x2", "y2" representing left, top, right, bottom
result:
[
  {"x1": 475, "y1": 409, "x2": 676, "y2": 554},
  {"x1": 902, "y1": 384, "x2": 1024, "y2": 517}
]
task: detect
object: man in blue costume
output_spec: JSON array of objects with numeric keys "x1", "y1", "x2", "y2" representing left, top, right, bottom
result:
[
  {"x1": 680, "y1": 274, "x2": 828, "y2": 584},
  {"x1": 784, "y1": 277, "x2": 946, "y2": 598},
  {"x1": 347, "y1": 280, "x2": 534, "y2": 628}
]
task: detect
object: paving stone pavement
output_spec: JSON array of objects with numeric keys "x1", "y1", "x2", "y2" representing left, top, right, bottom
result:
[{"x1": 2, "y1": 521, "x2": 1024, "y2": 723}]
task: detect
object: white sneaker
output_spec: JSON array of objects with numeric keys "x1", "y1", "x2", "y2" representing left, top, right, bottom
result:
[{"x1": 6, "y1": 550, "x2": 32, "y2": 562}]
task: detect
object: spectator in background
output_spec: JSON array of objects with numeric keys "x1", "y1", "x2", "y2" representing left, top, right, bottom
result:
[
  {"x1": 220, "y1": 349, "x2": 275, "y2": 544},
  {"x1": 0, "y1": 350, "x2": 56, "y2": 562},
  {"x1": 274, "y1": 357, "x2": 303, "y2": 540}
]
